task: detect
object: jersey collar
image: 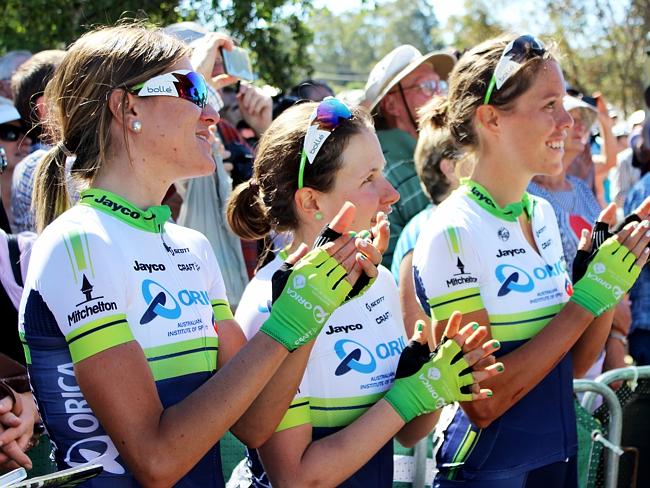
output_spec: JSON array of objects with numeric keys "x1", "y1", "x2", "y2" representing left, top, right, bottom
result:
[
  {"x1": 460, "y1": 178, "x2": 535, "y2": 222},
  {"x1": 78, "y1": 188, "x2": 171, "y2": 233}
]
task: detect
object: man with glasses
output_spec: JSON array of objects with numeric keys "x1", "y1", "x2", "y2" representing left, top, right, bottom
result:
[
  {"x1": 362, "y1": 45, "x2": 455, "y2": 268},
  {"x1": 0, "y1": 96, "x2": 31, "y2": 231}
]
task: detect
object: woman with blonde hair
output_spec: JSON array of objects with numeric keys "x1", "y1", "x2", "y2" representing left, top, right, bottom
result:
[{"x1": 19, "y1": 24, "x2": 381, "y2": 486}]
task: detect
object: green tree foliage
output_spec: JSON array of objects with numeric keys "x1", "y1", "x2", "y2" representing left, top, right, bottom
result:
[
  {"x1": 543, "y1": 0, "x2": 649, "y2": 114},
  {"x1": 183, "y1": 0, "x2": 314, "y2": 90},
  {"x1": 0, "y1": 0, "x2": 182, "y2": 52},
  {"x1": 309, "y1": 0, "x2": 442, "y2": 85},
  {"x1": 444, "y1": 0, "x2": 506, "y2": 52}
]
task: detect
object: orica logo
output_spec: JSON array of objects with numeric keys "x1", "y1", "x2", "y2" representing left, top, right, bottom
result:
[
  {"x1": 334, "y1": 339, "x2": 376, "y2": 375},
  {"x1": 293, "y1": 274, "x2": 306, "y2": 290},
  {"x1": 140, "y1": 279, "x2": 210, "y2": 324},
  {"x1": 593, "y1": 263, "x2": 606, "y2": 274},
  {"x1": 427, "y1": 367, "x2": 441, "y2": 381},
  {"x1": 65, "y1": 435, "x2": 124, "y2": 474},
  {"x1": 313, "y1": 305, "x2": 329, "y2": 324},
  {"x1": 495, "y1": 264, "x2": 534, "y2": 296}
]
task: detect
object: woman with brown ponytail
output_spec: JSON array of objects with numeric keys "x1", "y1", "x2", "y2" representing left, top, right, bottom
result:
[
  {"x1": 18, "y1": 24, "x2": 383, "y2": 487},
  {"x1": 227, "y1": 99, "x2": 503, "y2": 487}
]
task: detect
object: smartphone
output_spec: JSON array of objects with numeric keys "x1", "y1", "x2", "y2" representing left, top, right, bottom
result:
[
  {"x1": 220, "y1": 46, "x2": 254, "y2": 82},
  {"x1": 0, "y1": 467, "x2": 27, "y2": 486}
]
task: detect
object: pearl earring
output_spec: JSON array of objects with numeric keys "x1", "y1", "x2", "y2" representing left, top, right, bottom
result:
[{"x1": 131, "y1": 120, "x2": 142, "y2": 133}]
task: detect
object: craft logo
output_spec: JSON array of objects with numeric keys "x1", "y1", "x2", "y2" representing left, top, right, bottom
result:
[
  {"x1": 498, "y1": 227, "x2": 510, "y2": 242},
  {"x1": 67, "y1": 275, "x2": 118, "y2": 326}
]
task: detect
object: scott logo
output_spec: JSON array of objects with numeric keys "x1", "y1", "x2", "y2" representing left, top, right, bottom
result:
[
  {"x1": 94, "y1": 194, "x2": 142, "y2": 219},
  {"x1": 293, "y1": 274, "x2": 306, "y2": 290},
  {"x1": 65, "y1": 435, "x2": 124, "y2": 474}
]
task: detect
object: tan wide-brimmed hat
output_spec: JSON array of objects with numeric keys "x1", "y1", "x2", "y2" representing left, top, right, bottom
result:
[{"x1": 361, "y1": 45, "x2": 456, "y2": 111}]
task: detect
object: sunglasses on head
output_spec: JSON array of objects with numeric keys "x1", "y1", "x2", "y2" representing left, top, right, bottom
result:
[
  {"x1": 129, "y1": 70, "x2": 210, "y2": 109},
  {"x1": 0, "y1": 124, "x2": 27, "y2": 142},
  {"x1": 298, "y1": 97, "x2": 353, "y2": 189},
  {"x1": 483, "y1": 35, "x2": 546, "y2": 105}
]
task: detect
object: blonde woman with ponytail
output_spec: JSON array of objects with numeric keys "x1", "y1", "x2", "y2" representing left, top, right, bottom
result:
[{"x1": 19, "y1": 24, "x2": 382, "y2": 487}]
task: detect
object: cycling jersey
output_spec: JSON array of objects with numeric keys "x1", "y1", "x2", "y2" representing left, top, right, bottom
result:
[
  {"x1": 412, "y1": 179, "x2": 577, "y2": 482},
  {"x1": 19, "y1": 188, "x2": 234, "y2": 487},
  {"x1": 236, "y1": 255, "x2": 406, "y2": 488}
]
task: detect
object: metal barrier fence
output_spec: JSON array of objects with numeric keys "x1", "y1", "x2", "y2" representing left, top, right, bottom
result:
[{"x1": 403, "y1": 366, "x2": 650, "y2": 488}]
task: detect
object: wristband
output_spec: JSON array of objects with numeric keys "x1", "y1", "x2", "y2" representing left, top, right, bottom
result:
[{"x1": 608, "y1": 331, "x2": 628, "y2": 346}]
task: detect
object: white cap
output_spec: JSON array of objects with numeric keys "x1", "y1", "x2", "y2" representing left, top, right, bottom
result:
[
  {"x1": 361, "y1": 45, "x2": 455, "y2": 111},
  {"x1": 628, "y1": 109, "x2": 645, "y2": 128},
  {"x1": 0, "y1": 96, "x2": 20, "y2": 125},
  {"x1": 563, "y1": 95, "x2": 597, "y2": 127}
]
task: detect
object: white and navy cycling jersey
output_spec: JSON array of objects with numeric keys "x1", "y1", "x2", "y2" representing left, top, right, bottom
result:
[
  {"x1": 236, "y1": 255, "x2": 406, "y2": 488},
  {"x1": 412, "y1": 179, "x2": 577, "y2": 481},
  {"x1": 19, "y1": 188, "x2": 234, "y2": 487}
]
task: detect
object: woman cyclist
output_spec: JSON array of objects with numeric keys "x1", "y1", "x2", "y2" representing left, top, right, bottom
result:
[
  {"x1": 227, "y1": 98, "x2": 504, "y2": 487},
  {"x1": 412, "y1": 34, "x2": 650, "y2": 487},
  {"x1": 19, "y1": 25, "x2": 382, "y2": 487}
]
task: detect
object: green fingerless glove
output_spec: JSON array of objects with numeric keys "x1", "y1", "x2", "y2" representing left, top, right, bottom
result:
[
  {"x1": 571, "y1": 237, "x2": 642, "y2": 316},
  {"x1": 384, "y1": 339, "x2": 474, "y2": 423},
  {"x1": 261, "y1": 248, "x2": 352, "y2": 351}
]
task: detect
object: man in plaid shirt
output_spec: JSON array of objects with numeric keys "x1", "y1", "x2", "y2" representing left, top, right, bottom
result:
[{"x1": 361, "y1": 45, "x2": 455, "y2": 268}]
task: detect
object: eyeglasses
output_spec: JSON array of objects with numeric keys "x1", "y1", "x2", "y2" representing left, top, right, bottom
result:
[
  {"x1": 0, "y1": 124, "x2": 27, "y2": 142},
  {"x1": 400, "y1": 79, "x2": 448, "y2": 97},
  {"x1": 483, "y1": 35, "x2": 546, "y2": 105},
  {"x1": 298, "y1": 97, "x2": 352, "y2": 189},
  {"x1": 129, "y1": 70, "x2": 209, "y2": 109}
]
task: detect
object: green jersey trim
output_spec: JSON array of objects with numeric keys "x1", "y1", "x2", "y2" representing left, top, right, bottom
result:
[
  {"x1": 428, "y1": 287, "x2": 484, "y2": 321},
  {"x1": 276, "y1": 398, "x2": 311, "y2": 431},
  {"x1": 489, "y1": 303, "x2": 564, "y2": 342},
  {"x1": 78, "y1": 188, "x2": 171, "y2": 233},
  {"x1": 65, "y1": 314, "x2": 133, "y2": 363},
  {"x1": 459, "y1": 178, "x2": 536, "y2": 222},
  {"x1": 144, "y1": 337, "x2": 218, "y2": 381},
  {"x1": 19, "y1": 331, "x2": 30, "y2": 365},
  {"x1": 211, "y1": 299, "x2": 234, "y2": 321}
]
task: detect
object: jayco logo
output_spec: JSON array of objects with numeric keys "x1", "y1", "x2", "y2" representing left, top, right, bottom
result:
[
  {"x1": 470, "y1": 186, "x2": 495, "y2": 208},
  {"x1": 94, "y1": 194, "x2": 140, "y2": 219},
  {"x1": 496, "y1": 248, "x2": 525, "y2": 258},
  {"x1": 293, "y1": 275, "x2": 306, "y2": 290},
  {"x1": 133, "y1": 260, "x2": 166, "y2": 273}
]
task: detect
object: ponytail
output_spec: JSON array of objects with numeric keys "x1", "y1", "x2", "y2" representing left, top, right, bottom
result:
[
  {"x1": 227, "y1": 180, "x2": 272, "y2": 241},
  {"x1": 33, "y1": 142, "x2": 71, "y2": 233},
  {"x1": 417, "y1": 96, "x2": 449, "y2": 132}
]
